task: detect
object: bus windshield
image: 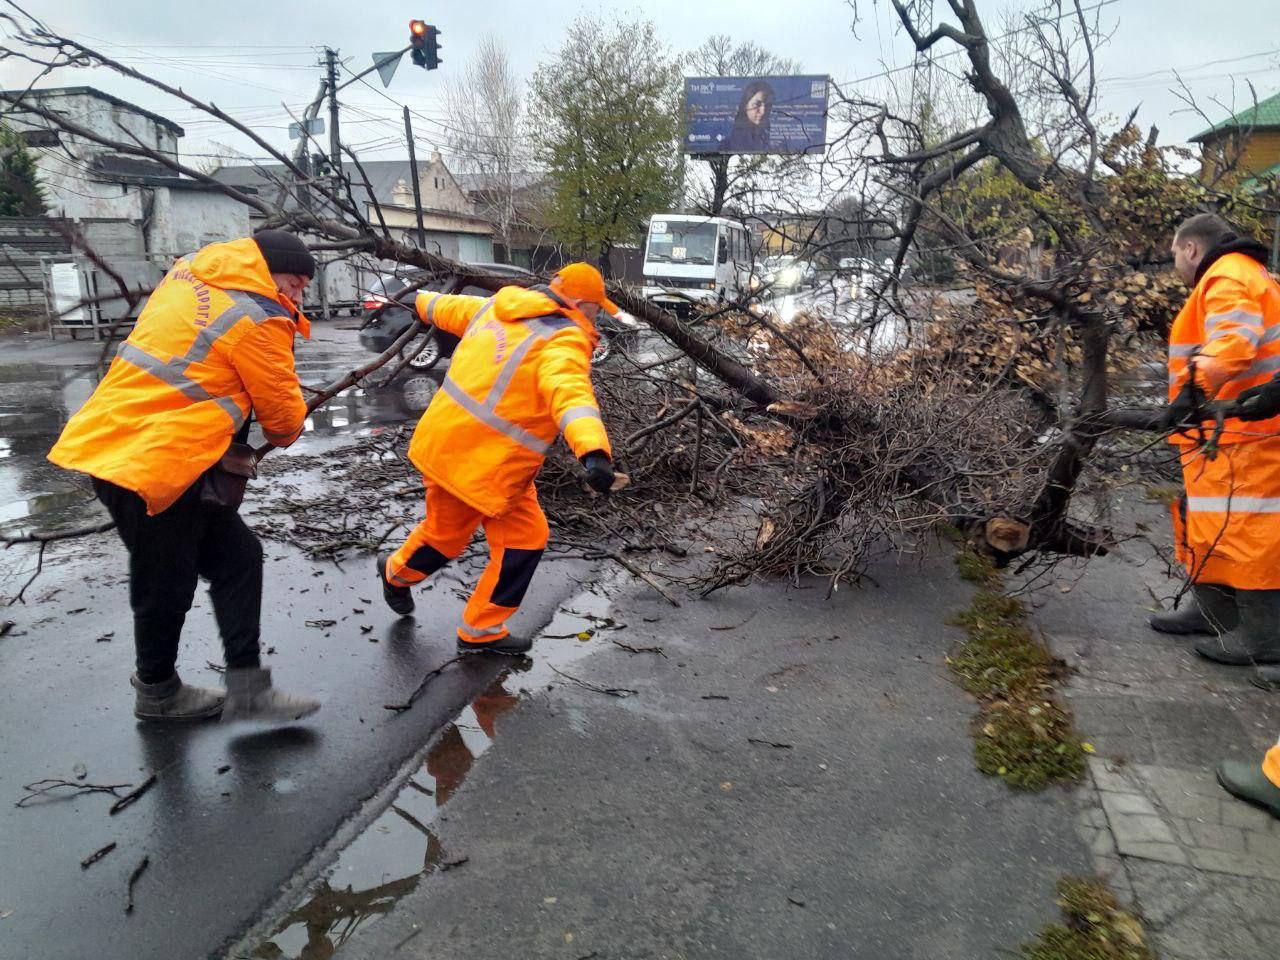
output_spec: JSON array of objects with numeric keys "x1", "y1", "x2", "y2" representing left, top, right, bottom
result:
[{"x1": 646, "y1": 220, "x2": 718, "y2": 266}]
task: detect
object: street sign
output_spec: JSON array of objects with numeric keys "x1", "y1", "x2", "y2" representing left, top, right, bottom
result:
[
  {"x1": 288, "y1": 117, "x2": 325, "y2": 140},
  {"x1": 372, "y1": 50, "x2": 403, "y2": 88}
]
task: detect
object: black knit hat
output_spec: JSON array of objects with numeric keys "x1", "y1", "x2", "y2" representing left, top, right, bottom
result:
[{"x1": 252, "y1": 229, "x2": 316, "y2": 278}]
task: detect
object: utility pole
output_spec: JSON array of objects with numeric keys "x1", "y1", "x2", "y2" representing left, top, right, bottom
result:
[
  {"x1": 403, "y1": 106, "x2": 427, "y2": 249},
  {"x1": 326, "y1": 47, "x2": 342, "y2": 183},
  {"x1": 316, "y1": 46, "x2": 342, "y2": 322}
]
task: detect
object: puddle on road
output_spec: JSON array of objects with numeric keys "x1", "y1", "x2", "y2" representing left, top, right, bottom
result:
[
  {"x1": 249, "y1": 586, "x2": 621, "y2": 959},
  {"x1": 250, "y1": 678, "x2": 520, "y2": 960},
  {"x1": 0, "y1": 362, "x2": 108, "y2": 536},
  {"x1": 0, "y1": 490, "x2": 97, "y2": 527}
]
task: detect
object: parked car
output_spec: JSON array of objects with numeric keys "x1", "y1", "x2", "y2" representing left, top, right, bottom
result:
[{"x1": 359, "y1": 263, "x2": 639, "y2": 413}]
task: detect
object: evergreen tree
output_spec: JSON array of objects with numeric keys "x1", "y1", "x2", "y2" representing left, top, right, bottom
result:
[{"x1": 0, "y1": 123, "x2": 46, "y2": 217}]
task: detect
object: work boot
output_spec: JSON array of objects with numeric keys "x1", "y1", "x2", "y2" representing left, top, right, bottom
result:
[
  {"x1": 220, "y1": 667, "x2": 320, "y2": 723},
  {"x1": 1195, "y1": 589, "x2": 1280, "y2": 666},
  {"x1": 376, "y1": 552, "x2": 414, "y2": 616},
  {"x1": 1216, "y1": 759, "x2": 1280, "y2": 819},
  {"x1": 457, "y1": 634, "x2": 533, "y2": 657},
  {"x1": 131, "y1": 672, "x2": 224, "y2": 722}
]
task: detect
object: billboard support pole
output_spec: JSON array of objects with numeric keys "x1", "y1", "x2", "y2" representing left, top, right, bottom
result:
[{"x1": 704, "y1": 154, "x2": 730, "y2": 216}]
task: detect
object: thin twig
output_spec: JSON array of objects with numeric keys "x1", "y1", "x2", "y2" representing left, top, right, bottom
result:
[
  {"x1": 16, "y1": 777, "x2": 132, "y2": 808},
  {"x1": 608, "y1": 639, "x2": 668, "y2": 657},
  {"x1": 549, "y1": 665, "x2": 638, "y2": 698},
  {"x1": 80, "y1": 841, "x2": 117, "y2": 869},
  {"x1": 384, "y1": 655, "x2": 466, "y2": 713},
  {"x1": 124, "y1": 855, "x2": 149, "y2": 915},
  {"x1": 108, "y1": 773, "x2": 157, "y2": 816}
]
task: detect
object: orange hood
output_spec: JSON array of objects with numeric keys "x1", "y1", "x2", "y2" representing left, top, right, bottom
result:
[
  {"x1": 190, "y1": 237, "x2": 311, "y2": 338},
  {"x1": 492, "y1": 284, "x2": 597, "y2": 344}
]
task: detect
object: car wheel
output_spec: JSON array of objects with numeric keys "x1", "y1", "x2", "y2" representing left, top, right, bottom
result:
[
  {"x1": 399, "y1": 373, "x2": 438, "y2": 414},
  {"x1": 405, "y1": 331, "x2": 442, "y2": 371}
]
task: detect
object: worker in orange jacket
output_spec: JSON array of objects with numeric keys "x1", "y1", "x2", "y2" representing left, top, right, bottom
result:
[
  {"x1": 48, "y1": 231, "x2": 321, "y2": 723},
  {"x1": 1148, "y1": 214, "x2": 1280, "y2": 680},
  {"x1": 375, "y1": 263, "x2": 617, "y2": 655}
]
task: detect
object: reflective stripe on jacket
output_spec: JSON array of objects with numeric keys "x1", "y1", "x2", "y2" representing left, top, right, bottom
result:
[
  {"x1": 48, "y1": 237, "x2": 310, "y2": 514},
  {"x1": 1168, "y1": 249, "x2": 1280, "y2": 447},
  {"x1": 409, "y1": 284, "x2": 610, "y2": 516}
]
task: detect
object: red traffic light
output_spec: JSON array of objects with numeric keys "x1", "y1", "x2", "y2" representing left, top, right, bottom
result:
[{"x1": 409, "y1": 19, "x2": 427, "y2": 37}]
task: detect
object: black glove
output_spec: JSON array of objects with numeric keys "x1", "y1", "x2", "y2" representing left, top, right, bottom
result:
[
  {"x1": 1236, "y1": 374, "x2": 1280, "y2": 421},
  {"x1": 1165, "y1": 379, "x2": 1207, "y2": 431},
  {"x1": 580, "y1": 451, "x2": 614, "y2": 494}
]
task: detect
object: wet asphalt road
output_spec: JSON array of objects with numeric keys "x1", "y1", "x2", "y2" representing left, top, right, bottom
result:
[
  {"x1": 0, "y1": 326, "x2": 590, "y2": 960},
  {"x1": 0, "y1": 287, "x2": 883, "y2": 959}
]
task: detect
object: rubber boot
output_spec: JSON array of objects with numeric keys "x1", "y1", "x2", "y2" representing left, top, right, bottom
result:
[
  {"x1": 1149, "y1": 584, "x2": 1237, "y2": 636},
  {"x1": 220, "y1": 667, "x2": 320, "y2": 723},
  {"x1": 457, "y1": 634, "x2": 533, "y2": 657},
  {"x1": 132, "y1": 672, "x2": 224, "y2": 722},
  {"x1": 1189, "y1": 584, "x2": 1238, "y2": 631},
  {"x1": 1216, "y1": 759, "x2": 1280, "y2": 819},
  {"x1": 1195, "y1": 589, "x2": 1280, "y2": 666},
  {"x1": 1252, "y1": 665, "x2": 1280, "y2": 692}
]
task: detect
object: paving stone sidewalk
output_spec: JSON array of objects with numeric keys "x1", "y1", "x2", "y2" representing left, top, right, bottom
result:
[{"x1": 1030, "y1": 498, "x2": 1280, "y2": 960}]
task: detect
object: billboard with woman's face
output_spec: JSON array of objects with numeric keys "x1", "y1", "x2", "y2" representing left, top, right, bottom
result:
[{"x1": 684, "y1": 75, "x2": 830, "y2": 156}]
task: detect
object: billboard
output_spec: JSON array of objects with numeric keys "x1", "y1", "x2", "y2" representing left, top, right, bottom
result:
[{"x1": 684, "y1": 75, "x2": 829, "y2": 156}]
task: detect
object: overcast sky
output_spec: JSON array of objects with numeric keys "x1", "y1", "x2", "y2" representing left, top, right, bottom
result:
[{"x1": 2, "y1": 0, "x2": 1277, "y2": 168}]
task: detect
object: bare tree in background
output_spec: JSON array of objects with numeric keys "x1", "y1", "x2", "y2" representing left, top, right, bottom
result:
[{"x1": 443, "y1": 35, "x2": 527, "y2": 262}]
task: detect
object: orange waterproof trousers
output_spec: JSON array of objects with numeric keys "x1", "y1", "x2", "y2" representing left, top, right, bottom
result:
[
  {"x1": 1172, "y1": 436, "x2": 1280, "y2": 590},
  {"x1": 386, "y1": 482, "x2": 550, "y2": 644}
]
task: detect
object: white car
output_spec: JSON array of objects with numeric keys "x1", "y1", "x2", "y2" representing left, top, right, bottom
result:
[{"x1": 763, "y1": 255, "x2": 816, "y2": 290}]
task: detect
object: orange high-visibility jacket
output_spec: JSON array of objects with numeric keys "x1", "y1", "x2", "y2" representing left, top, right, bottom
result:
[
  {"x1": 410, "y1": 284, "x2": 611, "y2": 517},
  {"x1": 48, "y1": 237, "x2": 310, "y2": 515},
  {"x1": 1168, "y1": 244, "x2": 1280, "y2": 447}
]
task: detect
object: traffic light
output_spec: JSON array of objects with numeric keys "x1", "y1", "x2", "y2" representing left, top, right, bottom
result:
[
  {"x1": 409, "y1": 20, "x2": 428, "y2": 65},
  {"x1": 409, "y1": 20, "x2": 441, "y2": 70},
  {"x1": 425, "y1": 25, "x2": 442, "y2": 70}
]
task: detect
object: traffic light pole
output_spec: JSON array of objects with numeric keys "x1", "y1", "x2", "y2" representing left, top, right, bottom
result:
[{"x1": 403, "y1": 107, "x2": 428, "y2": 250}]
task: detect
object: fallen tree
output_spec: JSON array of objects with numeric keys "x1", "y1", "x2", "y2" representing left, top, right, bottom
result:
[{"x1": 1, "y1": 1, "x2": 1276, "y2": 607}]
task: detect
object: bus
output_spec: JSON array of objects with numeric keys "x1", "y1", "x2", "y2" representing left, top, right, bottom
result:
[{"x1": 641, "y1": 214, "x2": 753, "y2": 311}]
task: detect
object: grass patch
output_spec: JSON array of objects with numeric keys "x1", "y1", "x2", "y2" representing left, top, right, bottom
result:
[
  {"x1": 1020, "y1": 876, "x2": 1153, "y2": 960},
  {"x1": 955, "y1": 549, "x2": 998, "y2": 583},
  {"x1": 949, "y1": 559, "x2": 1086, "y2": 790}
]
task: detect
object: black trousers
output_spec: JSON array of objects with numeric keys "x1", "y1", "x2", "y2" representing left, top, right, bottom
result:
[{"x1": 93, "y1": 478, "x2": 262, "y2": 684}]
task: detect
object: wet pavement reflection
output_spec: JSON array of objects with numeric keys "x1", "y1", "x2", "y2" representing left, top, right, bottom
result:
[
  {"x1": 247, "y1": 587, "x2": 619, "y2": 959},
  {"x1": 251, "y1": 677, "x2": 519, "y2": 960},
  {"x1": 0, "y1": 361, "x2": 107, "y2": 536}
]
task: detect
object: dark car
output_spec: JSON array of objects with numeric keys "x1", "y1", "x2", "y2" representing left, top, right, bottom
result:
[{"x1": 359, "y1": 262, "x2": 639, "y2": 412}]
